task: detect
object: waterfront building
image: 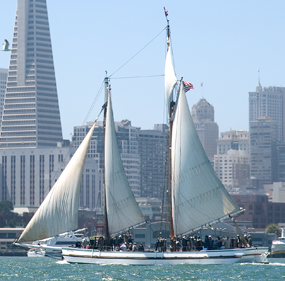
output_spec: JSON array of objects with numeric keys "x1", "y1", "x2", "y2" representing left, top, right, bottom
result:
[
  {"x1": 249, "y1": 83, "x2": 285, "y2": 142},
  {"x1": 0, "y1": 228, "x2": 26, "y2": 255},
  {"x1": 137, "y1": 124, "x2": 169, "y2": 199},
  {"x1": 0, "y1": 0, "x2": 63, "y2": 149},
  {"x1": 250, "y1": 116, "x2": 278, "y2": 184},
  {"x1": 191, "y1": 98, "x2": 219, "y2": 162},
  {"x1": 232, "y1": 194, "x2": 285, "y2": 229},
  {"x1": 0, "y1": 69, "x2": 8, "y2": 124}
]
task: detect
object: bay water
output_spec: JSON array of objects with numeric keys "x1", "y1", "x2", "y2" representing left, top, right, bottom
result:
[{"x1": 1, "y1": 257, "x2": 285, "y2": 280}]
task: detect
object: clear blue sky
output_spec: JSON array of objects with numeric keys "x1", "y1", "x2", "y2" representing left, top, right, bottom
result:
[{"x1": 1, "y1": 1, "x2": 285, "y2": 139}]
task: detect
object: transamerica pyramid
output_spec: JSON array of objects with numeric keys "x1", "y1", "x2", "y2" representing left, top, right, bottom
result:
[{"x1": 0, "y1": 0, "x2": 63, "y2": 148}]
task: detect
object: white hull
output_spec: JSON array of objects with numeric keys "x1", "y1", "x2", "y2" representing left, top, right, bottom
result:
[
  {"x1": 270, "y1": 240, "x2": 285, "y2": 257},
  {"x1": 62, "y1": 247, "x2": 268, "y2": 265}
]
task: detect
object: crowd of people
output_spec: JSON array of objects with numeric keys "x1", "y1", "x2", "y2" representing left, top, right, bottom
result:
[
  {"x1": 166, "y1": 234, "x2": 253, "y2": 252},
  {"x1": 80, "y1": 234, "x2": 145, "y2": 252},
  {"x1": 79, "y1": 233, "x2": 252, "y2": 252}
]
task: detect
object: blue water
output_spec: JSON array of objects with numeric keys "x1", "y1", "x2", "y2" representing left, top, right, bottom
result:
[{"x1": 1, "y1": 257, "x2": 285, "y2": 280}]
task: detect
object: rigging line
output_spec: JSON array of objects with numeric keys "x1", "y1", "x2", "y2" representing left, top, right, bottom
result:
[
  {"x1": 82, "y1": 79, "x2": 105, "y2": 125},
  {"x1": 109, "y1": 26, "x2": 167, "y2": 78},
  {"x1": 110, "y1": 74, "x2": 164, "y2": 80}
]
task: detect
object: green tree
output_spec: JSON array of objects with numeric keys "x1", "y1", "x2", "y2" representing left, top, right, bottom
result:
[
  {"x1": 265, "y1": 223, "x2": 281, "y2": 237},
  {"x1": 0, "y1": 201, "x2": 13, "y2": 215}
]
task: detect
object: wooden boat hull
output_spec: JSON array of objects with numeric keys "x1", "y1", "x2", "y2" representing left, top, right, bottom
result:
[{"x1": 62, "y1": 247, "x2": 268, "y2": 265}]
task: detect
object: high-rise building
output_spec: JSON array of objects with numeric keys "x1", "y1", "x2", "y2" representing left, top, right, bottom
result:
[
  {"x1": 191, "y1": 98, "x2": 219, "y2": 162},
  {"x1": 138, "y1": 124, "x2": 169, "y2": 199},
  {"x1": 0, "y1": 68, "x2": 8, "y2": 123},
  {"x1": 250, "y1": 116, "x2": 278, "y2": 184},
  {"x1": 217, "y1": 130, "x2": 249, "y2": 155},
  {"x1": 0, "y1": 0, "x2": 63, "y2": 149},
  {"x1": 277, "y1": 143, "x2": 285, "y2": 182},
  {"x1": 214, "y1": 150, "x2": 250, "y2": 190},
  {"x1": 249, "y1": 83, "x2": 285, "y2": 142}
]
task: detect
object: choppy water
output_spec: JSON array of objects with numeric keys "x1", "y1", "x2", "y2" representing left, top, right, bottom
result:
[{"x1": 1, "y1": 257, "x2": 285, "y2": 280}]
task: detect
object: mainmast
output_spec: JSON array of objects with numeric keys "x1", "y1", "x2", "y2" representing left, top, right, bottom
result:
[
  {"x1": 103, "y1": 74, "x2": 110, "y2": 241},
  {"x1": 164, "y1": 7, "x2": 175, "y2": 239}
]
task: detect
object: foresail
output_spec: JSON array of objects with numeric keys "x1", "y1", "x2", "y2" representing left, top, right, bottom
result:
[
  {"x1": 18, "y1": 122, "x2": 96, "y2": 243},
  {"x1": 171, "y1": 82, "x2": 240, "y2": 236},
  {"x1": 105, "y1": 91, "x2": 145, "y2": 235},
  {"x1": 165, "y1": 46, "x2": 177, "y2": 114}
]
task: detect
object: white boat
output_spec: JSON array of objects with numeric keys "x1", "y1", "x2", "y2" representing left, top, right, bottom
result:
[
  {"x1": 24, "y1": 229, "x2": 86, "y2": 258},
  {"x1": 270, "y1": 228, "x2": 285, "y2": 258},
  {"x1": 16, "y1": 10, "x2": 269, "y2": 265}
]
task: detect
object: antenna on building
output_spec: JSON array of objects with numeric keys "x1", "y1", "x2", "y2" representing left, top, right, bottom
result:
[{"x1": 257, "y1": 68, "x2": 261, "y2": 87}]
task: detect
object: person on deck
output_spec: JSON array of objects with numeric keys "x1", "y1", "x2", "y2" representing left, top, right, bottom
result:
[
  {"x1": 82, "y1": 236, "x2": 88, "y2": 248},
  {"x1": 138, "y1": 242, "x2": 144, "y2": 252},
  {"x1": 248, "y1": 235, "x2": 252, "y2": 247}
]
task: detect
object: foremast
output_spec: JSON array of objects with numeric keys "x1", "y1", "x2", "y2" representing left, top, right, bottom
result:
[{"x1": 102, "y1": 73, "x2": 145, "y2": 240}]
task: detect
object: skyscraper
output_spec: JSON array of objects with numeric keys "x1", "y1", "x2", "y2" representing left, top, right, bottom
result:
[
  {"x1": 249, "y1": 83, "x2": 285, "y2": 142},
  {"x1": 0, "y1": 0, "x2": 62, "y2": 149},
  {"x1": 0, "y1": 68, "x2": 8, "y2": 123},
  {"x1": 191, "y1": 98, "x2": 219, "y2": 162},
  {"x1": 138, "y1": 124, "x2": 169, "y2": 199},
  {"x1": 250, "y1": 116, "x2": 278, "y2": 184}
]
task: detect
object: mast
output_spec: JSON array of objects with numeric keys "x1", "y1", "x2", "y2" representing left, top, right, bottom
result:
[
  {"x1": 103, "y1": 75, "x2": 110, "y2": 241},
  {"x1": 164, "y1": 7, "x2": 175, "y2": 239}
]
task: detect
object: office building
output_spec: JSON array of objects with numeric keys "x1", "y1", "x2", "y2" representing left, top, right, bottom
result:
[
  {"x1": 0, "y1": 0, "x2": 63, "y2": 149},
  {"x1": 214, "y1": 149, "x2": 250, "y2": 190},
  {"x1": 277, "y1": 143, "x2": 285, "y2": 182},
  {"x1": 137, "y1": 124, "x2": 169, "y2": 199},
  {"x1": 191, "y1": 98, "x2": 219, "y2": 162},
  {"x1": 0, "y1": 146, "x2": 72, "y2": 205},
  {"x1": 217, "y1": 130, "x2": 249, "y2": 155},
  {"x1": 250, "y1": 116, "x2": 278, "y2": 184},
  {"x1": 249, "y1": 83, "x2": 285, "y2": 142}
]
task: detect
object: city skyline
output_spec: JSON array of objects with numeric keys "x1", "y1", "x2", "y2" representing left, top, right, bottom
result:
[{"x1": 1, "y1": 1, "x2": 285, "y2": 139}]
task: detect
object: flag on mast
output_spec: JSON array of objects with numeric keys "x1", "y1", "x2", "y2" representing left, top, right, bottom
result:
[
  {"x1": 183, "y1": 81, "x2": 194, "y2": 92},
  {"x1": 164, "y1": 7, "x2": 168, "y2": 17}
]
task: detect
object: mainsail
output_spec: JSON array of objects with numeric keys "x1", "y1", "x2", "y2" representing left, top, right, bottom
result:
[
  {"x1": 104, "y1": 88, "x2": 145, "y2": 236},
  {"x1": 18, "y1": 122, "x2": 97, "y2": 243},
  {"x1": 171, "y1": 81, "x2": 240, "y2": 236}
]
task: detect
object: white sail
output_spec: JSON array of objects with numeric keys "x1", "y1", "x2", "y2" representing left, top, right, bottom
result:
[
  {"x1": 18, "y1": 122, "x2": 97, "y2": 243},
  {"x1": 105, "y1": 89, "x2": 145, "y2": 235},
  {"x1": 171, "y1": 81, "x2": 240, "y2": 236},
  {"x1": 165, "y1": 46, "x2": 177, "y2": 114}
]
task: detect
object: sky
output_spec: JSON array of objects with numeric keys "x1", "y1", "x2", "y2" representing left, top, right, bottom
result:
[{"x1": 0, "y1": 0, "x2": 285, "y2": 140}]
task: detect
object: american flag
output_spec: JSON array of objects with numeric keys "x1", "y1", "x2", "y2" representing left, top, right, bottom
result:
[
  {"x1": 183, "y1": 81, "x2": 194, "y2": 92},
  {"x1": 164, "y1": 7, "x2": 168, "y2": 17}
]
